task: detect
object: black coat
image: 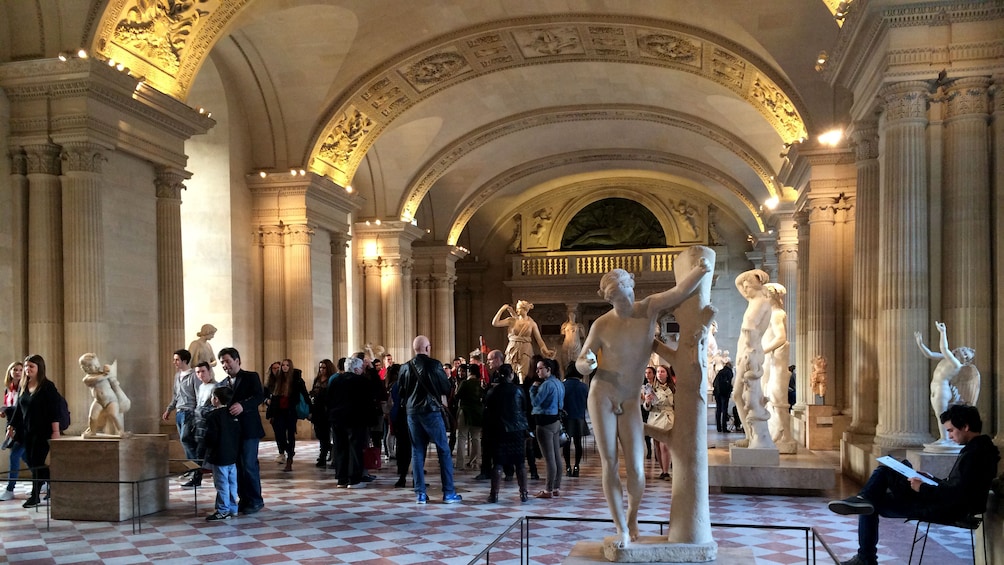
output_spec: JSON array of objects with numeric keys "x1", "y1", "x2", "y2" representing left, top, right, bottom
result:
[
  {"x1": 10, "y1": 380, "x2": 59, "y2": 443},
  {"x1": 483, "y1": 380, "x2": 528, "y2": 439},
  {"x1": 398, "y1": 354, "x2": 451, "y2": 414},
  {"x1": 327, "y1": 372, "x2": 371, "y2": 428},
  {"x1": 222, "y1": 369, "x2": 266, "y2": 439},
  {"x1": 204, "y1": 406, "x2": 240, "y2": 466}
]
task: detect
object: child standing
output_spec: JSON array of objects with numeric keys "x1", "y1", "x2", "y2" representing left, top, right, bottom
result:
[{"x1": 204, "y1": 386, "x2": 240, "y2": 521}]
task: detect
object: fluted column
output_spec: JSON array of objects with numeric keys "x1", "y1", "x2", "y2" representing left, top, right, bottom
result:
[
  {"x1": 8, "y1": 149, "x2": 29, "y2": 355},
  {"x1": 361, "y1": 258, "x2": 383, "y2": 347},
  {"x1": 381, "y1": 257, "x2": 413, "y2": 359},
  {"x1": 401, "y1": 258, "x2": 415, "y2": 350},
  {"x1": 803, "y1": 197, "x2": 837, "y2": 405},
  {"x1": 415, "y1": 277, "x2": 433, "y2": 340},
  {"x1": 874, "y1": 82, "x2": 933, "y2": 448},
  {"x1": 330, "y1": 234, "x2": 349, "y2": 357},
  {"x1": 847, "y1": 121, "x2": 880, "y2": 440},
  {"x1": 284, "y1": 224, "x2": 314, "y2": 370},
  {"x1": 992, "y1": 76, "x2": 1004, "y2": 447},
  {"x1": 792, "y1": 211, "x2": 811, "y2": 415},
  {"x1": 940, "y1": 77, "x2": 992, "y2": 420},
  {"x1": 776, "y1": 231, "x2": 798, "y2": 355},
  {"x1": 25, "y1": 144, "x2": 64, "y2": 388},
  {"x1": 834, "y1": 195, "x2": 853, "y2": 413},
  {"x1": 432, "y1": 274, "x2": 457, "y2": 360},
  {"x1": 260, "y1": 225, "x2": 285, "y2": 363},
  {"x1": 154, "y1": 166, "x2": 188, "y2": 410}
]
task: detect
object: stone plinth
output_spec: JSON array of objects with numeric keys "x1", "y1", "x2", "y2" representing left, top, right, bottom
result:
[
  {"x1": 709, "y1": 445, "x2": 835, "y2": 493},
  {"x1": 567, "y1": 539, "x2": 751, "y2": 564},
  {"x1": 50, "y1": 434, "x2": 169, "y2": 521},
  {"x1": 805, "y1": 405, "x2": 850, "y2": 450},
  {"x1": 729, "y1": 446, "x2": 779, "y2": 466},
  {"x1": 906, "y1": 449, "x2": 958, "y2": 480}
]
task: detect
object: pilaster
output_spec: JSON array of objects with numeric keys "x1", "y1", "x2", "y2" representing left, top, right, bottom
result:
[
  {"x1": 330, "y1": 234, "x2": 350, "y2": 357},
  {"x1": 6, "y1": 149, "x2": 29, "y2": 356},
  {"x1": 874, "y1": 81, "x2": 933, "y2": 448},
  {"x1": 991, "y1": 75, "x2": 1004, "y2": 447},
  {"x1": 260, "y1": 225, "x2": 285, "y2": 364},
  {"x1": 412, "y1": 245, "x2": 469, "y2": 361},
  {"x1": 804, "y1": 197, "x2": 838, "y2": 409},
  {"x1": 284, "y1": 224, "x2": 314, "y2": 371},
  {"x1": 792, "y1": 210, "x2": 811, "y2": 418},
  {"x1": 940, "y1": 76, "x2": 992, "y2": 421}
]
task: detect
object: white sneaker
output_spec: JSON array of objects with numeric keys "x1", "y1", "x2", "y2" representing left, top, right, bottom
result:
[
  {"x1": 0, "y1": 490, "x2": 13, "y2": 501},
  {"x1": 274, "y1": 453, "x2": 286, "y2": 464}
]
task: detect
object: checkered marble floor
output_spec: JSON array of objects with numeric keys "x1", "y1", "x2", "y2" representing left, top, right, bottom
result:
[{"x1": 0, "y1": 435, "x2": 976, "y2": 564}]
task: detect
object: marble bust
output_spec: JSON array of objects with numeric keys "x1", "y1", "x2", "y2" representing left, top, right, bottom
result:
[{"x1": 79, "y1": 353, "x2": 131, "y2": 438}]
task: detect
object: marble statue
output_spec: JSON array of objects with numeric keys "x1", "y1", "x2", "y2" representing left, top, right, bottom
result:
[
  {"x1": 560, "y1": 311, "x2": 585, "y2": 370},
  {"x1": 188, "y1": 323, "x2": 218, "y2": 367},
  {"x1": 810, "y1": 355, "x2": 828, "y2": 400},
  {"x1": 916, "y1": 321, "x2": 980, "y2": 448},
  {"x1": 79, "y1": 353, "x2": 131, "y2": 438},
  {"x1": 507, "y1": 213, "x2": 522, "y2": 253},
  {"x1": 762, "y1": 283, "x2": 796, "y2": 453},
  {"x1": 575, "y1": 247, "x2": 711, "y2": 551},
  {"x1": 730, "y1": 269, "x2": 775, "y2": 450},
  {"x1": 707, "y1": 320, "x2": 722, "y2": 373},
  {"x1": 492, "y1": 300, "x2": 553, "y2": 382}
]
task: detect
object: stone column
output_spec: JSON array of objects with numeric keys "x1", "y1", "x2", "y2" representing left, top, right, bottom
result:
[
  {"x1": 874, "y1": 82, "x2": 933, "y2": 449},
  {"x1": 792, "y1": 210, "x2": 811, "y2": 415},
  {"x1": 361, "y1": 258, "x2": 383, "y2": 348},
  {"x1": 847, "y1": 121, "x2": 880, "y2": 440},
  {"x1": 834, "y1": 195, "x2": 854, "y2": 413},
  {"x1": 803, "y1": 197, "x2": 837, "y2": 405},
  {"x1": 154, "y1": 166, "x2": 188, "y2": 410},
  {"x1": 7, "y1": 149, "x2": 29, "y2": 354},
  {"x1": 432, "y1": 274, "x2": 457, "y2": 361},
  {"x1": 330, "y1": 234, "x2": 349, "y2": 357},
  {"x1": 284, "y1": 224, "x2": 314, "y2": 370},
  {"x1": 775, "y1": 221, "x2": 798, "y2": 359},
  {"x1": 381, "y1": 257, "x2": 412, "y2": 359},
  {"x1": 992, "y1": 76, "x2": 1004, "y2": 447},
  {"x1": 25, "y1": 143, "x2": 64, "y2": 389},
  {"x1": 940, "y1": 77, "x2": 992, "y2": 420},
  {"x1": 415, "y1": 276, "x2": 433, "y2": 340},
  {"x1": 260, "y1": 225, "x2": 285, "y2": 363}
]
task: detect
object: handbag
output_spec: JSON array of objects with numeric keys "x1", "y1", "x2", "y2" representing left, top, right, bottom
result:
[
  {"x1": 363, "y1": 445, "x2": 382, "y2": 470},
  {"x1": 295, "y1": 392, "x2": 311, "y2": 420}
]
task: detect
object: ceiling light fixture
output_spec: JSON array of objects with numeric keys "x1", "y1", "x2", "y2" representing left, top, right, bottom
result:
[
  {"x1": 818, "y1": 129, "x2": 844, "y2": 147},
  {"x1": 815, "y1": 51, "x2": 828, "y2": 72}
]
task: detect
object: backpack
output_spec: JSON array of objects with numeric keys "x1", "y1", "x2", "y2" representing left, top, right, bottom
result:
[{"x1": 57, "y1": 391, "x2": 71, "y2": 432}]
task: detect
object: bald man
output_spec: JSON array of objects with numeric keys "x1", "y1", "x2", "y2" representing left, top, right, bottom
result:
[{"x1": 397, "y1": 335, "x2": 462, "y2": 504}]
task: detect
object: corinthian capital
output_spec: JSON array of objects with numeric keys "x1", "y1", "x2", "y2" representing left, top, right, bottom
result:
[
  {"x1": 24, "y1": 144, "x2": 61, "y2": 175},
  {"x1": 944, "y1": 76, "x2": 991, "y2": 120},
  {"x1": 61, "y1": 142, "x2": 106, "y2": 173},
  {"x1": 9, "y1": 148, "x2": 27, "y2": 175},
  {"x1": 155, "y1": 167, "x2": 189, "y2": 199},
  {"x1": 850, "y1": 120, "x2": 879, "y2": 162},
  {"x1": 284, "y1": 224, "x2": 315, "y2": 246},
  {"x1": 807, "y1": 198, "x2": 837, "y2": 223},
  {"x1": 880, "y1": 81, "x2": 931, "y2": 122}
]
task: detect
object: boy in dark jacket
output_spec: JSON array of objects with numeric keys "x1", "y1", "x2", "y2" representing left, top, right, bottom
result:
[{"x1": 204, "y1": 387, "x2": 240, "y2": 521}]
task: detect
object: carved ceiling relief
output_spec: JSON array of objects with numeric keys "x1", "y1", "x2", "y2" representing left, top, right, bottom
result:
[
  {"x1": 110, "y1": 0, "x2": 215, "y2": 75},
  {"x1": 318, "y1": 108, "x2": 374, "y2": 168},
  {"x1": 514, "y1": 27, "x2": 584, "y2": 58},
  {"x1": 637, "y1": 32, "x2": 701, "y2": 66},
  {"x1": 750, "y1": 74, "x2": 805, "y2": 141},
  {"x1": 399, "y1": 50, "x2": 471, "y2": 91},
  {"x1": 667, "y1": 198, "x2": 706, "y2": 243}
]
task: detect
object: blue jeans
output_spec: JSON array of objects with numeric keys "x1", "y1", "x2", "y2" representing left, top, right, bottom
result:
[
  {"x1": 175, "y1": 411, "x2": 198, "y2": 460},
  {"x1": 236, "y1": 437, "x2": 263, "y2": 509},
  {"x1": 855, "y1": 464, "x2": 924, "y2": 563},
  {"x1": 6, "y1": 441, "x2": 27, "y2": 491},
  {"x1": 408, "y1": 411, "x2": 455, "y2": 496},
  {"x1": 212, "y1": 463, "x2": 238, "y2": 515}
]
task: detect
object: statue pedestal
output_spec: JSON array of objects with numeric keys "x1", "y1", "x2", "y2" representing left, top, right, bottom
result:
[
  {"x1": 710, "y1": 445, "x2": 835, "y2": 493},
  {"x1": 729, "y1": 446, "x2": 779, "y2": 466},
  {"x1": 906, "y1": 449, "x2": 958, "y2": 479},
  {"x1": 567, "y1": 539, "x2": 751, "y2": 564},
  {"x1": 50, "y1": 434, "x2": 169, "y2": 521},
  {"x1": 805, "y1": 405, "x2": 850, "y2": 450}
]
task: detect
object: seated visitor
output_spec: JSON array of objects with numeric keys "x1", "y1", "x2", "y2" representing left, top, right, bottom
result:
[{"x1": 827, "y1": 404, "x2": 1000, "y2": 565}]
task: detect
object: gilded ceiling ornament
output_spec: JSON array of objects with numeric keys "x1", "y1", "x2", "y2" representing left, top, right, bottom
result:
[
  {"x1": 319, "y1": 109, "x2": 373, "y2": 165},
  {"x1": 113, "y1": 0, "x2": 211, "y2": 74},
  {"x1": 712, "y1": 49, "x2": 745, "y2": 90},
  {"x1": 750, "y1": 76, "x2": 802, "y2": 139},
  {"x1": 402, "y1": 51, "x2": 470, "y2": 87},
  {"x1": 638, "y1": 33, "x2": 700, "y2": 63}
]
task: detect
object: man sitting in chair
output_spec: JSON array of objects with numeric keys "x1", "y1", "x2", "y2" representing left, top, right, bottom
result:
[{"x1": 828, "y1": 404, "x2": 999, "y2": 565}]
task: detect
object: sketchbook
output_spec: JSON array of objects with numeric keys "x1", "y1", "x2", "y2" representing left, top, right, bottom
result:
[{"x1": 876, "y1": 455, "x2": 939, "y2": 486}]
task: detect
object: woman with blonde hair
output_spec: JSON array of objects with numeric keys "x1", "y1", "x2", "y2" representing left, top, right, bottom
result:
[
  {"x1": 643, "y1": 365, "x2": 675, "y2": 481},
  {"x1": 1, "y1": 361, "x2": 26, "y2": 501}
]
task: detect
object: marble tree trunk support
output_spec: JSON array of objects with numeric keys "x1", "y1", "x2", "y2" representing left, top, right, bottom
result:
[{"x1": 662, "y1": 246, "x2": 717, "y2": 550}]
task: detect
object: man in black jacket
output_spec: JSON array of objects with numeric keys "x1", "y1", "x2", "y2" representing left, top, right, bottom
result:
[
  {"x1": 828, "y1": 404, "x2": 1000, "y2": 565},
  {"x1": 398, "y1": 335, "x2": 462, "y2": 505},
  {"x1": 219, "y1": 347, "x2": 266, "y2": 514},
  {"x1": 712, "y1": 362, "x2": 733, "y2": 433}
]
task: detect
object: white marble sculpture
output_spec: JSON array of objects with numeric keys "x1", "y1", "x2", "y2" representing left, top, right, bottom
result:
[
  {"x1": 188, "y1": 323, "x2": 218, "y2": 367},
  {"x1": 560, "y1": 310, "x2": 585, "y2": 371},
  {"x1": 493, "y1": 300, "x2": 553, "y2": 382},
  {"x1": 730, "y1": 269, "x2": 775, "y2": 450},
  {"x1": 915, "y1": 321, "x2": 980, "y2": 451},
  {"x1": 762, "y1": 283, "x2": 796, "y2": 453},
  {"x1": 576, "y1": 246, "x2": 714, "y2": 560},
  {"x1": 79, "y1": 353, "x2": 131, "y2": 438}
]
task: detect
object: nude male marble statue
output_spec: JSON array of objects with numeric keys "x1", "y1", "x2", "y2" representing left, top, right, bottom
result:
[
  {"x1": 575, "y1": 248, "x2": 710, "y2": 549},
  {"x1": 916, "y1": 321, "x2": 980, "y2": 447},
  {"x1": 731, "y1": 269, "x2": 775, "y2": 450}
]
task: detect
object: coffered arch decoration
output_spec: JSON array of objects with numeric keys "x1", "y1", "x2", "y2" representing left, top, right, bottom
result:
[
  {"x1": 308, "y1": 15, "x2": 811, "y2": 187},
  {"x1": 446, "y1": 150, "x2": 764, "y2": 246},
  {"x1": 399, "y1": 104, "x2": 781, "y2": 225}
]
